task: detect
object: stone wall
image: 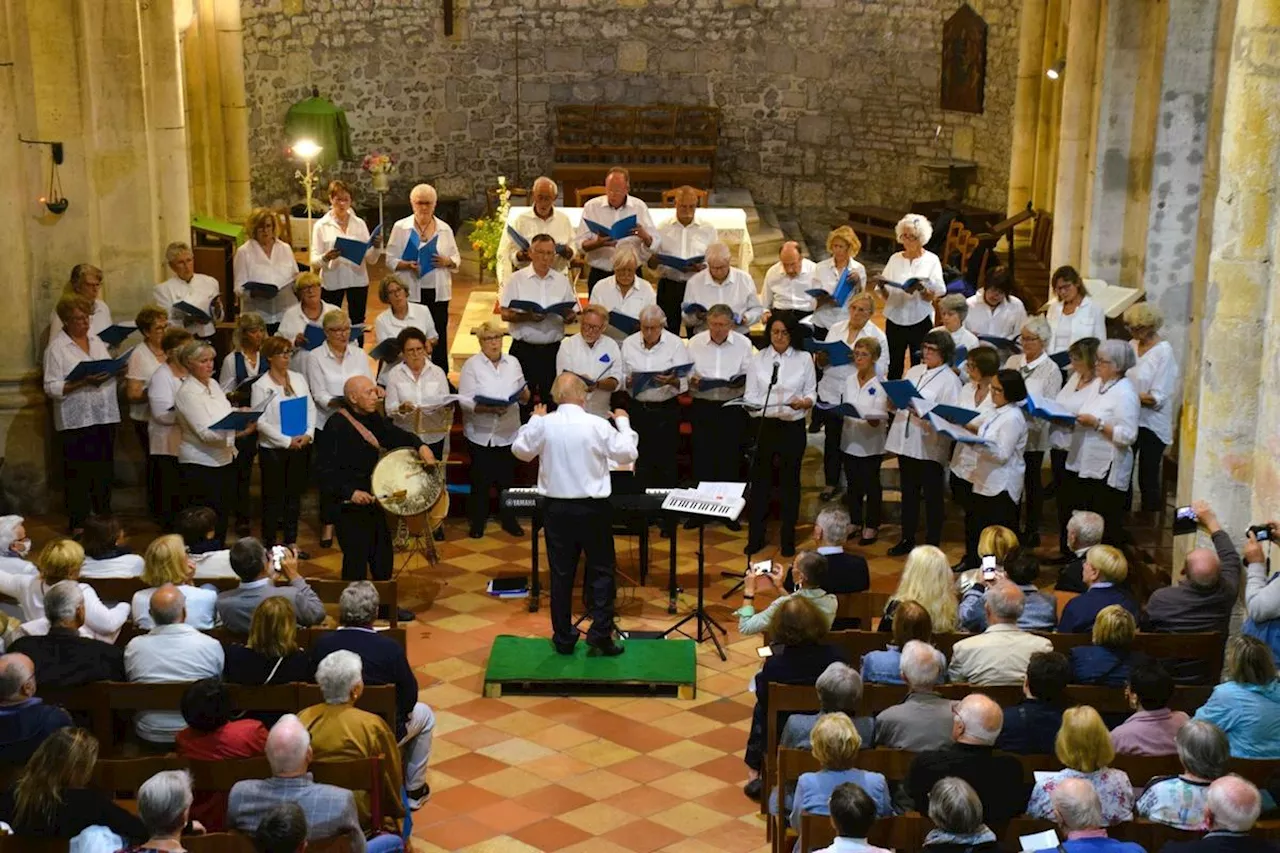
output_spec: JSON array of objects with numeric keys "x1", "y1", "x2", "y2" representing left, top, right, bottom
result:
[{"x1": 240, "y1": 0, "x2": 1019, "y2": 223}]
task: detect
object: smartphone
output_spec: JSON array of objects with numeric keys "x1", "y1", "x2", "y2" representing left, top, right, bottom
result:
[
  {"x1": 1173, "y1": 505, "x2": 1199, "y2": 536},
  {"x1": 756, "y1": 643, "x2": 783, "y2": 658},
  {"x1": 981, "y1": 555, "x2": 997, "y2": 581},
  {"x1": 750, "y1": 560, "x2": 773, "y2": 576}
]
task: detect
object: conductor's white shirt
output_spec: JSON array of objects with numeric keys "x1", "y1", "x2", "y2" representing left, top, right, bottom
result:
[{"x1": 512, "y1": 404, "x2": 639, "y2": 499}]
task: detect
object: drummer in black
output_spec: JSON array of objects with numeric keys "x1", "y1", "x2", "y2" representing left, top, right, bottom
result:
[{"x1": 318, "y1": 375, "x2": 435, "y2": 596}]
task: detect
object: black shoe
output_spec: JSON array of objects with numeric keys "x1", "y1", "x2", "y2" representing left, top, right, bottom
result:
[
  {"x1": 743, "y1": 778, "x2": 763, "y2": 801},
  {"x1": 887, "y1": 540, "x2": 915, "y2": 557},
  {"x1": 724, "y1": 519, "x2": 742, "y2": 532},
  {"x1": 433, "y1": 527, "x2": 445, "y2": 542},
  {"x1": 553, "y1": 640, "x2": 577, "y2": 655},
  {"x1": 586, "y1": 636, "x2": 624, "y2": 657},
  {"x1": 744, "y1": 540, "x2": 764, "y2": 556},
  {"x1": 407, "y1": 785, "x2": 430, "y2": 811},
  {"x1": 859, "y1": 532, "x2": 879, "y2": 546},
  {"x1": 502, "y1": 519, "x2": 525, "y2": 537},
  {"x1": 292, "y1": 549, "x2": 312, "y2": 561},
  {"x1": 396, "y1": 607, "x2": 415, "y2": 622},
  {"x1": 780, "y1": 544, "x2": 796, "y2": 558}
]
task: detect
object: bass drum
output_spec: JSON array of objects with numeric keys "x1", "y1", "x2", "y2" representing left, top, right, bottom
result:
[{"x1": 371, "y1": 448, "x2": 449, "y2": 532}]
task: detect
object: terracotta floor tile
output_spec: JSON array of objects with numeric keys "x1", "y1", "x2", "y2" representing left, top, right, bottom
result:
[
  {"x1": 432, "y1": 752, "x2": 511, "y2": 782},
  {"x1": 692, "y1": 726, "x2": 752, "y2": 754},
  {"x1": 605, "y1": 722, "x2": 684, "y2": 754},
  {"x1": 694, "y1": 815, "x2": 771, "y2": 852},
  {"x1": 600, "y1": 785, "x2": 685, "y2": 818},
  {"x1": 471, "y1": 766, "x2": 549, "y2": 798},
  {"x1": 511, "y1": 817, "x2": 593, "y2": 851},
  {"x1": 648, "y1": 740, "x2": 727, "y2": 768},
  {"x1": 450, "y1": 696, "x2": 520, "y2": 723},
  {"x1": 524, "y1": 722, "x2": 598, "y2": 751},
  {"x1": 649, "y1": 802, "x2": 733, "y2": 835},
  {"x1": 559, "y1": 801, "x2": 640, "y2": 834},
  {"x1": 446, "y1": 724, "x2": 513, "y2": 752},
  {"x1": 564, "y1": 738, "x2": 640, "y2": 768},
  {"x1": 465, "y1": 799, "x2": 548, "y2": 834},
  {"x1": 556, "y1": 768, "x2": 640, "y2": 800},
  {"x1": 649, "y1": 770, "x2": 730, "y2": 799},
  {"x1": 693, "y1": 754, "x2": 754, "y2": 786},
  {"x1": 420, "y1": 782, "x2": 507, "y2": 816},
  {"x1": 688, "y1": 698, "x2": 754, "y2": 724},
  {"x1": 418, "y1": 816, "x2": 494, "y2": 850},
  {"x1": 608, "y1": 755, "x2": 684, "y2": 785},
  {"x1": 693, "y1": 783, "x2": 758, "y2": 818},
  {"x1": 476, "y1": 736, "x2": 558, "y2": 766},
  {"x1": 511, "y1": 783, "x2": 595, "y2": 815},
  {"x1": 600, "y1": 817, "x2": 688, "y2": 852},
  {"x1": 521, "y1": 752, "x2": 596, "y2": 783},
  {"x1": 459, "y1": 837, "x2": 545, "y2": 853}
]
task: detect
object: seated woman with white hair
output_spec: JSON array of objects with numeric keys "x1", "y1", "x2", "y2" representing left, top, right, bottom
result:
[
  {"x1": 592, "y1": 247, "x2": 657, "y2": 342},
  {"x1": 681, "y1": 242, "x2": 763, "y2": 336},
  {"x1": 1004, "y1": 316, "x2": 1063, "y2": 546},
  {"x1": 1136, "y1": 719, "x2": 1230, "y2": 830},
  {"x1": 0, "y1": 516, "x2": 36, "y2": 578},
  {"x1": 1123, "y1": 302, "x2": 1180, "y2": 513},
  {"x1": 874, "y1": 213, "x2": 946, "y2": 380},
  {"x1": 922, "y1": 777, "x2": 1000, "y2": 853},
  {"x1": 131, "y1": 769, "x2": 197, "y2": 849},
  {"x1": 1064, "y1": 339, "x2": 1140, "y2": 545}
]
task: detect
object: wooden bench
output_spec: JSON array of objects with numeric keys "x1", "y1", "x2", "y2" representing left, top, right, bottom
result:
[{"x1": 112, "y1": 624, "x2": 407, "y2": 651}]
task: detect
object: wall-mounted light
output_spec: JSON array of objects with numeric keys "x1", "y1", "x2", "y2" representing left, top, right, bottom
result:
[
  {"x1": 20, "y1": 137, "x2": 68, "y2": 215},
  {"x1": 1046, "y1": 59, "x2": 1066, "y2": 80}
]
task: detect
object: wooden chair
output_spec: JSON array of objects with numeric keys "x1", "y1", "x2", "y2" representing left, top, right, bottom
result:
[
  {"x1": 941, "y1": 219, "x2": 966, "y2": 265},
  {"x1": 763, "y1": 683, "x2": 823, "y2": 839},
  {"x1": 635, "y1": 104, "x2": 679, "y2": 163},
  {"x1": 959, "y1": 232, "x2": 981, "y2": 271},
  {"x1": 183, "y1": 834, "x2": 354, "y2": 853},
  {"x1": 225, "y1": 683, "x2": 300, "y2": 717},
  {"x1": 0, "y1": 838, "x2": 69, "y2": 852},
  {"x1": 554, "y1": 105, "x2": 596, "y2": 162},
  {"x1": 773, "y1": 747, "x2": 821, "y2": 853},
  {"x1": 305, "y1": 579, "x2": 399, "y2": 628},
  {"x1": 187, "y1": 755, "x2": 385, "y2": 830},
  {"x1": 85, "y1": 576, "x2": 238, "y2": 605},
  {"x1": 296, "y1": 683, "x2": 399, "y2": 733},
  {"x1": 798, "y1": 813, "x2": 924, "y2": 853},
  {"x1": 832, "y1": 592, "x2": 891, "y2": 631},
  {"x1": 676, "y1": 106, "x2": 719, "y2": 170},
  {"x1": 594, "y1": 105, "x2": 636, "y2": 161},
  {"x1": 93, "y1": 755, "x2": 189, "y2": 794},
  {"x1": 660, "y1": 186, "x2": 709, "y2": 208},
  {"x1": 574, "y1": 185, "x2": 609, "y2": 206}
]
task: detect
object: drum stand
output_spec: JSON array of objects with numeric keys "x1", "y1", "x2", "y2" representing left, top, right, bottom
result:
[{"x1": 391, "y1": 514, "x2": 439, "y2": 580}]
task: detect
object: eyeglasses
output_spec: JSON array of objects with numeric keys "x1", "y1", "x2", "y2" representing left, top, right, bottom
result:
[{"x1": 580, "y1": 322, "x2": 605, "y2": 332}]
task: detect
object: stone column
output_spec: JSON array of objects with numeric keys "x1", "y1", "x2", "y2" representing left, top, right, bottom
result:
[
  {"x1": 140, "y1": 0, "x2": 192, "y2": 254},
  {"x1": 1050, "y1": 0, "x2": 1103, "y2": 270},
  {"x1": 1031, "y1": 0, "x2": 1065, "y2": 215},
  {"x1": 1007, "y1": 0, "x2": 1046, "y2": 228},
  {"x1": 215, "y1": 0, "x2": 250, "y2": 222}
]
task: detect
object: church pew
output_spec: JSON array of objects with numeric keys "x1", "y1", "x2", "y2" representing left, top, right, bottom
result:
[
  {"x1": 111, "y1": 624, "x2": 407, "y2": 651},
  {"x1": 183, "y1": 835, "x2": 353, "y2": 853}
]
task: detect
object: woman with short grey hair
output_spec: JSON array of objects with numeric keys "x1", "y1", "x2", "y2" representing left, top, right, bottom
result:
[
  {"x1": 338, "y1": 580, "x2": 381, "y2": 626},
  {"x1": 1124, "y1": 302, "x2": 1180, "y2": 512},
  {"x1": 1065, "y1": 338, "x2": 1140, "y2": 545},
  {"x1": 315, "y1": 649, "x2": 364, "y2": 704},
  {"x1": 1136, "y1": 720, "x2": 1229, "y2": 830},
  {"x1": 876, "y1": 213, "x2": 946, "y2": 379},
  {"x1": 923, "y1": 777, "x2": 999, "y2": 852},
  {"x1": 135, "y1": 769, "x2": 194, "y2": 847}
]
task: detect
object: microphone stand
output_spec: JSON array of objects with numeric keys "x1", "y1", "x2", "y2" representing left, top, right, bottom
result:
[{"x1": 721, "y1": 359, "x2": 780, "y2": 598}]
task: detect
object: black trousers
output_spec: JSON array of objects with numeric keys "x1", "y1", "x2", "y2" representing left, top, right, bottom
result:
[
  {"x1": 656, "y1": 278, "x2": 686, "y2": 334},
  {"x1": 509, "y1": 339, "x2": 560, "y2": 410},
  {"x1": 817, "y1": 407, "x2": 844, "y2": 487},
  {"x1": 843, "y1": 453, "x2": 884, "y2": 529},
  {"x1": 180, "y1": 461, "x2": 234, "y2": 544},
  {"x1": 1022, "y1": 451, "x2": 1046, "y2": 535},
  {"x1": 545, "y1": 498, "x2": 617, "y2": 646},
  {"x1": 325, "y1": 286, "x2": 368, "y2": 345},
  {"x1": 467, "y1": 440, "x2": 516, "y2": 532},
  {"x1": 314, "y1": 426, "x2": 340, "y2": 527},
  {"x1": 587, "y1": 267, "x2": 611, "y2": 297},
  {"x1": 748, "y1": 418, "x2": 806, "y2": 554},
  {"x1": 232, "y1": 433, "x2": 259, "y2": 527},
  {"x1": 336, "y1": 503, "x2": 393, "y2": 581},
  {"x1": 260, "y1": 445, "x2": 310, "y2": 545},
  {"x1": 62, "y1": 424, "x2": 115, "y2": 531},
  {"x1": 885, "y1": 316, "x2": 933, "y2": 380},
  {"x1": 972, "y1": 491, "x2": 1020, "y2": 548},
  {"x1": 898, "y1": 456, "x2": 945, "y2": 545},
  {"x1": 689, "y1": 399, "x2": 745, "y2": 483},
  {"x1": 131, "y1": 419, "x2": 156, "y2": 521},
  {"x1": 1070, "y1": 474, "x2": 1131, "y2": 547},
  {"x1": 1134, "y1": 427, "x2": 1166, "y2": 512},
  {"x1": 629, "y1": 399, "x2": 681, "y2": 489},
  {"x1": 418, "y1": 289, "x2": 450, "y2": 375},
  {"x1": 152, "y1": 455, "x2": 181, "y2": 531},
  {"x1": 952, "y1": 475, "x2": 978, "y2": 563}
]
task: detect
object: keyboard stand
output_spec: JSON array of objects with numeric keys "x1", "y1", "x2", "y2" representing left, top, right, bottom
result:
[{"x1": 661, "y1": 517, "x2": 728, "y2": 660}]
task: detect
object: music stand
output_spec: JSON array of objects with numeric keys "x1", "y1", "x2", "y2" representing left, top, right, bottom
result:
[{"x1": 661, "y1": 504, "x2": 736, "y2": 661}]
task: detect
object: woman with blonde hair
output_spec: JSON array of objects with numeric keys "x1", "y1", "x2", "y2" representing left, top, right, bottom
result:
[
  {"x1": 787, "y1": 712, "x2": 892, "y2": 827},
  {"x1": 125, "y1": 304, "x2": 173, "y2": 522},
  {"x1": 1045, "y1": 266, "x2": 1107, "y2": 354},
  {"x1": 879, "y1": 545, "x2": 958, "y2": 634},
  {"x1": 810, "y1": 226, "x2": 868, "y2": 336},
  {"x1": 875, "y1": 214, "x2": 946, "y2": 379},
  {"x1": 1028, "y1": 706, "x2": 1135, "y2": 824},
  {"x1": 0, "y1": 538, "x2": 128, "y2": 641},
  {"x1": 1058, "y1": 544, "x2": 1139, "y2": 633},
  {"x1": 592, "y1": 247, "x2": 657, "y2": 342},
  {"x1": 223, "y1": 598, "x2": 310, "y2": 723},
  {"x1": 0, "y1": 728, "x2": 145, "y2": 841},
  {"x1": 958, "y1": 526, "x2": 1057, "y2": 632},
  {"x1": 1123, "y1": 302, "x2": 1180, "y2": 512},
  {"x1": 1070, "y1": 604, "x2": 1140, "y2": 686},
  {"x1": 130, "y1": 534, "x2": 218, "y2": 630},
  {"x1": 275, "y1": 271, "x2": 340, "y2": 372},
  {"x1": 234, "y1": 207, "x2": 298, "y2": 332}
]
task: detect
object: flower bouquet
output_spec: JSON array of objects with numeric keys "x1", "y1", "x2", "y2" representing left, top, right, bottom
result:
[
  {"x1": 362, "y1": 151, "x2": 398, "y2": 192},
  {"x1": 467, "y1": 176, "x2": 510, "y2": 276}
]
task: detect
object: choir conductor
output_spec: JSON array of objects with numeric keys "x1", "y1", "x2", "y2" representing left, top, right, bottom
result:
[{"x1": 512, "y1": 373, "x2": 639, "y2": 656}]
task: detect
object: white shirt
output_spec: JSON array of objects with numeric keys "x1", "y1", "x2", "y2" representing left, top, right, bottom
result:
[
  {"x1": 154, "y1": 274, "x2": 222, "y2": 338},
  {"x1": 810, "y1": 258, "x2": 868, "y2": 330},
  {"x1": 383, "y1": 361, "x2": 452, "y2": 445},
  {"x1": 621, "y1": 330, "x2": 691, "y2": 403},
  {"x1": 125, "y1": 624, "x2": 225, "y2": 742},
  {"x1": 304, "y1": 343, "x2": 373, "y2": 429},
  {"x1": 1128, "y1": 340, "x2": 1180, "y2": 445},
  {"x1": 937, "y1": 325, "x2": 981, "y2": 360},
  {"x1": 458, "y1": 353, "x2": 525, "y2": 447},
  {"x1": 0, "y1": 574, "x2": 129, "y2": 643},
  {"x1": 652, "y1": 219, "x2": 717, "y2": 282},
  {"x1": 49, "y1": 298, "x2": 112, "y2": 342},
  {"x1": 879, "y1": 251, "x2": 946, "y2": 326},
  {"x1": 218, "y1": 350, "x2": 265, "y2": 394},
  {"x1": 593, "y1": 277, "x2": 657, "y2": 342},
  {"x1": 126, "y1": 345, "x2": 165, "y2": 423},
  {"x1": 970, "y1": 404, "x2": 1030, "y2": 500},
  {"x1": 817, "y1": 320, "x2": 889, "y2": 402},
  {"x1": 191, "y1": 549, "x2": 236, "y2": 579},
  {"x1": 744, "y1": 347, "x2": 817, "y2": 422},
  {"x1": 1050, "y1": 373, "x2": 1100, "y2": 453},
  {"x1": 310, "y1": 209, "x2": 374, "y2": 292},
  {"x1": 512, "y1": 404, "x2": 639, "y2": 498},
  {"x1": 762, "y1": 258, "x2": 819, "y2": 312},
  {"x1": 275, "y1": 300, "x2": 340, "y2": 373},
  {"x1": 576, "y1": 194, "x2": 658, "y2": 271},
  {"x1": 131, "y1": 584, "x2": 219, "y2": 630},
  {"x1": 43, "y1": 331, "x2": 121, "y2": 431},
  {"x1": 885, "y1": 363, "x2": 962, "y2": 464},
  {"x1": 681, "y1": 267, "x2": 763, "y2": 336},
  {"x1": 233, "y1": 238, "x2": 299, "y2": 324},
  {"x1": 687, "y1": 330, "x2": 754, "y2": 402},
  {"x1": 373, "y1": 303, "x2": 439, "y2": 351},
  {"x1": 1045, "y1": 296, "x2": 1108, "y2": 353},
  {"x1": 501, "y1": 266, "x2": 578, "y2": 344},
  {"x1": 1067, "y1": 376, "x2": 1140, "y2": 489},
  {"x1": 839, "y1": 372, "x2": 890, "y2": 457},
  {"x1": 147, "y1": 364, "x2": 185, "y2": 456},
  {"x1": 950, "y1": 383, "x2": 999, "y2": 482},
  {"x1": 1006, "y1": 352, "x2": 1064, "y2": 452},
  {"x1": 555, "y1": 334, "x2": 622, "y2": 418},
  {"x1": 79, "y1": 554, "x2": 144, "y2": 578},
  {"x1": 500, "y1": 207, "x2": 576, "y2": 275},
  {"x1": 175, "y1": 376, "x2": 236, "y2": 467},
  {"x1": 384, "y1": 215, "x2": 461, "y2": 302},
  {"x1": 965, "y1": 292, "x2": 1028, "y2": 340},
  {"x1": 252, "y1": 370, "x2": 317, "y2": 449}
]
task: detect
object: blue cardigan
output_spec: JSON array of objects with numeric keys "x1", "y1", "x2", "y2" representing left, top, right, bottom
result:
[
  {"x1": 1070, "y1": 646, "x2": 1137, "y2": 687},
  {"x1": 1193, "y1": 680, "x2": 1280, "y2": 758},
  {"x1": 1057, "y1": 585, "x2": 1139, "y2": 634}
]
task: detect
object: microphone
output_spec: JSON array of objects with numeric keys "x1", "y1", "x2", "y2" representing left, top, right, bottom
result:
[{"x1": 770, "y1": 361, "x2": 780, "y2": 387}]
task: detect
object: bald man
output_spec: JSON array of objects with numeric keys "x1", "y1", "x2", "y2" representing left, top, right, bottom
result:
[
  {"x1": 317, "y1": 376, "x2": 435, "y2": 585},
  {"x1": 576, "y1": 167, "x2": 657, "y2": 294},
  {"x1": 648, "y1": 186, "x2": 716, "y2": 334},
  {"x1": 903, "y1": 692, "x2": 1029, "y2": 822},
  {"x1": 1144, "y1": 499, "x2": 1242, "y2": 637},
  {"x1": 760, "y1": 241, "x2": 818, "y2": 329},
  {"x1": 0, "y1": 652, "x2": 71, "y2": 764},
  {"x1": 500, "y1": 176, "x2": 576, "y2": 278},
  {"x1": 1156, "y1": 775, "x2": 1272, "y2": 853},
  {"x1": 1043, "y1": 777, "x2": 1145, "y2": 853}
]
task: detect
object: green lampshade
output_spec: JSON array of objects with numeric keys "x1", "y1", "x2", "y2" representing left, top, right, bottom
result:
[{"x1": 284, "y1": 95, "x2": 354, "y2": 167}]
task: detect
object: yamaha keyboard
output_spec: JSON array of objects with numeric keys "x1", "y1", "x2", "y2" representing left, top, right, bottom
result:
[{"x1": 500, "y1": 487, "x2": 673, "y2": 517}]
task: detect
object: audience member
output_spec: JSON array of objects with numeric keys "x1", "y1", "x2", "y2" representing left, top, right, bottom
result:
[
  {"x1": 0, "y1": 652, "x2": 71, "y2": 764},
  {"x1": 125, "y1": 769, "x2": 195, "y2": 853},
  {"x1": 0, "y1": 727, "x2": 145, "y2": 842},
  {"x1": 788, "y1": 713, "x2": 892, "y2": 829},
  {"x1": 0, "y1": 515, "x2": 36, "y2": 581},
  {"x1": 177, "y1": 507, "x2": 235, "y2": 578},
  {"x1": 124, "y1": 584, "x2": 225, "y2": 744},
  {"x1": 251, "y1": 801, "x2": 309, "y2": 853},
  {"x1": 738, "y1": 550, "x2": 837, "y2": 636},
  {"x1": 130, "y1": 533, "x2": 218, "y2": 629},
  {"x1": 1056, "y1": 511, "x2": 1105, "y2": 593},
  {"x1": 9, "y1": 581, "x2": 124, "y2": 687},
  {"x1": 1032, "y1": 777, "x2": 1144, "y2": 853},
  {"x1": 922, "y1": 777, "x2": 999, "y2": 853},
  {"x1": 1111, "y1": 661, "x2": 1189, "y2": 755},
  {"x1": 173, "y1": 678, "x2": 269, "y2": 831},
  {"x1": 813, "y1": 782, "x2": 892, "y2": 853},
  {"x1": 1028, "y1": 706, "x2": 1135, "y2": 825},
  {"x1": 77, "y1": 514, "x2": 143, "y2": 578},
  {"x1": 809, "y1": 506, "x2": 871, "y2": 597},
  {"x1": 874, "y1": 640, "x2": 954, "y2": 751},
  {"x1": 1137, "y1": 719, "x2": 1230, "y2": 830},
  {"x1": 308, "y1": 581, "x2": 435, "y2": 809},
  {"x1": 216, "y1": 538, "x2": 325, "y2": 635},
  {"x1": 948, "y1": 582, "x2": 1053, "y2": 685},
  {"x1": 879, "y1": 545, "x2": 959, "y2": 634},
  {"x1": 861, "y1": 600, "x2": 942, "y2": 685},
  {"x1": 1144, "y1": 500, "x2": 1242, "y2": 635},
  {"x1": 1243, "y1": 521, "x2": 1280, "y2": 664},
  {"x1": 1194, "y1": 635, "x2": 1280, "y2": 758},
  {"x1": 1071, "y1": 605, "x2": 1142, "y2": 686},
  {"x1": 1159, "y1": 776, "x2": 1274, "y2": 853},
  {"x1": 1057, "y1": 545, "x2": 1139, "y2": 633},
  {"x1": 782, "y1": 662, "x2": 875, "y2": 750},
  {"x1": 997, "y1": 651, "x2": 1071, "y2": 755},
  {"x1": 904, "y1": 693, "x2": 1028, "y2": 823},
  {"x1": 0, "y1": 538, "x2": 129, "y2": 642},
  {"x1": 959, "y1": 543, "x2": 1057, "y2": 632},
  {"x1": 223, "y1": 597, "x2": 311, "y2": 689},
  {"x1": 297, "y1": 651, "x2": 405, "y2": 829}
]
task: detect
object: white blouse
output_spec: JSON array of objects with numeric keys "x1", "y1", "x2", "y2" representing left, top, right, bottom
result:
[
  {"x1": 964, "y1": 293, "x2": 1028, "y2": 340},
  {"x1": 1067, "y1": 376, "x2": 1140, "y2": 490},
  {"x1": 879, "y1": 251, "x2": 946, "y2": 326},
  {"x1": 252, "y1": 370, "x2": 317, "y2": 450},
  {"x1": 687, "y1": 330, "x2": 754, "y2": 403},
  {"x1": 384, "y1": 215, "x2": 461, "y2": 302},
  {"x1": 275, "y1": 300, "x2": 340, "y2": 373},
  {"x1": 310, "y1": 210, "x2": 374, "y2": 292},
  {"x1": 126, "y1": 345, "x2": 165, "y2": 423},
  {"x1": 1128, "y1": 340, "x2": 1180, "y2": 445},
  {"x1": 621, "y1": 330, "x2": 691, "y2": 404},
  {"x1": 761, "y1": 258, "x2": 818, "y2": 312},
  {"x1": 458, "y1": 353, "x2": 526, "y2": 447},
  {"x1": 218, "y1": 350, "x2": 265, "y2": 394},
  {"x1": 949, "y1": 383, "x2": 998, "y2": 482},
  {"x1": 1050, "y1": 373, "x2": 1100, "y2": 453},
  {"x1": 1045, "y1": 296, "x2": 1108, "y2": 353},
  {"x1": 49, "y1": 298, "x2": 112, "y2": 343},
  {"x1": 810, "y1": 258, "x2": 868, "y2": 331},
  {"x1": 744, "y1": 347, "x2": 817, "y2": 423},
  {"x1": 1006, "y1": 353, "x2": 1064, "y2": 453},
  {"x1": 593, "y1": 278, "x2": 657, "y2": 342},
  {"x1": 681, "y1": 267, "x2": 763, "y2": 336},
  {"x1": 233, "y1": 238, "x2": 299, "y2": 324},
  {"x1": 383, "y1": 361, "x2": 453, "y2": 445},
  {"x1": 885, "y1": 363, "x2": 962, "y2": 464},
  {"x1": 816, "y1": 320, "x2": 889, "y2": 403},
  {"x1": 174, "y1": 376, "x2": 235, "y2": 467},
  {"x1": 43, "y1": 330, "x2": 121, "y2": 432},
  {"x1": 970, "y1": 404, "x2": 1030, "y2": 501},
  {"x1": 839, "y1": 373, "x2": 890, "y2": 457},
  {"x1": 653, "y1": 220, "x2": 717, "y2": 282},
  {"x1": 79, "y1": 554, "x2": 144, "y2": 578},
  {"x1": 555, "y1": 334, "x2": 622, "y2": 418},
  {"x1": 373, "y1": 303, "x2": 439, "y2": 349},
  {"x1": 304, "y1": 343, "x2": 373, "y2": 429},
  {"x1": 154, "y1": 274, "x2": 222, "y2": 338},
  {"x1": 0, "y1": 575, "x2": 129, "y2": 643},
  {"x1": 147, "y1": 365, "x2": 185, "y2": 456}
]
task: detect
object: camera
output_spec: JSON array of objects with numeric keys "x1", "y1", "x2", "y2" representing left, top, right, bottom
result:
[
  {"x1": 270, "y1": 545, "x2": 288, "y2": 574},
  {"x1": 1249, "y1": 524, "x2": 1273, "y2": 542},
  {"x1": 981, "y1": 555, "x2": 998, "y2": 581},
  {"x1": 750, "y1": 560, "x2": 773, "y2": 577},
  {"x1": 1173, "y1": 505, "x2": 1199, "y2": 536}
]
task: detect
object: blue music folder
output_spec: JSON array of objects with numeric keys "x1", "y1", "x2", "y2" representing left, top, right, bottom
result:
[
  {"x1": 66, "y1": 348, "x2": 133, "y2": 382},
  {"x1": 881, "y1": 379, "x2": 922, "y2": 409},
  {"x1": 1050, "y1": 351, "x2": 1071, "y2": 369},
  {"x1": 505, "y1": 225, "x2": 530, "y2": 251},
  {"x1": 209, "y1": 409, "x2": 263, "y2": 432},
  {"x1": 696, "y1": 374, "x2": 747, "y2": 391},
  {"x1": 816, "y1": 401, "x2": 885, "y2": 420},
  {"x1": 334, "y1": 223, "x2": 382, "y2": 267},
  {"x1": 608, "y1": 312, "x2": 641, "y2": 336},
  {"x1": 279, "y1": 396, "x2": 308, "y2": 437},
  {"x1": 242, "y1": 281, "x2": 282, "y2": 298},
  {"x1": 978, "y1": 334, "x2": 1021, "y2": 352},
  {"x1": 803, "y1": 338, "x2": 853, "y2": 367},
  {"x1": 585, "y1": 215, "x2": 637, "y2": 241},
  {"x1": 173, "y1": 301, "x2": 212, "y2": 323},
  {"x1": 97, "y1": 324, "x2": 137, "y2": 348},
  {"x1": 301, "y1": 324, "x2": 327, "y2": 351},
  {"x1": 832, "y1": 267, "x2": 855, "y2": 306},
  {"x1": 655, "y1": 253, "x2": 704, "y2": 270},
  {"x1": 929, "y1": 403, "x2": 981, "y2": 425},
  {"x1": 474, "y1": 383, "x2": 528, "y2": 408},
  {"x1": 417, "y1": 235, "x2": 440, "y2": 273},
  {"x1": 631, "y1": 362, "x2": 693, "y2": 395}
]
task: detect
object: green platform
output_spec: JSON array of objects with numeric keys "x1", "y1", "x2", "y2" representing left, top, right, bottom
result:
[{"x1": 483, "y1": 635, "x2": 697, "y2": 699}]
